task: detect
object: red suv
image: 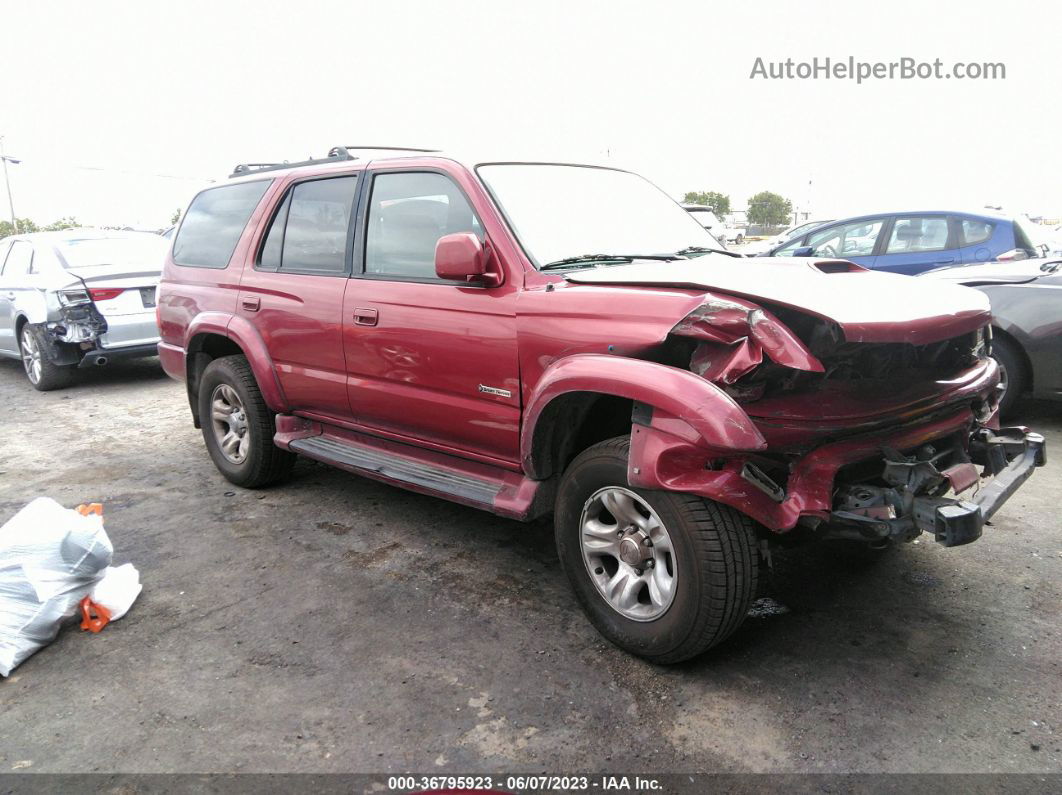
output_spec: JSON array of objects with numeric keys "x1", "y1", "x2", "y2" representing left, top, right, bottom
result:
[{"x1": 158, "y1": 147, "x2": 1045, "y2": 662}]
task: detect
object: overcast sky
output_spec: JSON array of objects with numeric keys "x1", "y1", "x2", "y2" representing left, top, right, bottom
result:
[{"x1": 3, "y1": 0, "x2": 1060, "y2": 228}]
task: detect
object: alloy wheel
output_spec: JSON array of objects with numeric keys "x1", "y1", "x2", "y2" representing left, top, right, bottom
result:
[
  {"x1": 579, "y1": 486, "x2": 677, "y2": 621},
  {"x1": 210, "y1": 383, "x2": 250, "y2": 464},
  {"x1": 20, "y1": 328, "x2": 41, "y2": 385}
]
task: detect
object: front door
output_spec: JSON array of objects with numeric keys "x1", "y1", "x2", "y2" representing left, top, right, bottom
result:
[
  {"x1": 0, "y1": 240, "x2": 31, "y2": 354},
  {"x1": 236, "y1": 173, "x2": 359, "y2": 422},
  {"x1": 342, "y1": 168, "x2": 521, "y2": 466}
]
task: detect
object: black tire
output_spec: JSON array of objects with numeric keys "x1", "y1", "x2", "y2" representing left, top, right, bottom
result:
[
  {"x1": 555, "y1": 436, "x2": 759, "y2": 663},
  {"x1": 197, "y1": 354, "x2": 295, "y2": 488},
  {"x1": 18, "y1": 324, "x2": 75, "y2": 392},
  {"x1": 990, "y1": 334, "x2": 1026, "y2": 418}
]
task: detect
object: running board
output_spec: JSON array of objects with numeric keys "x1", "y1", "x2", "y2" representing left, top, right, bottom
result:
[{"x1": 289, "y1": 435, "x2": 504, "y2": 508}]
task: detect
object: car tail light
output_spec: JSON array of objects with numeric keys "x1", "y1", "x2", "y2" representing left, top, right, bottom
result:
[
  {"x1": 57, "y1": 289, "x2": 91, "y2": 306},
  {"x1": 88, "y1": 288, "x2": 125, "y2": 301},
  {"x1": 995, "y1": 249, "x2": 1028, "y2": 262}
]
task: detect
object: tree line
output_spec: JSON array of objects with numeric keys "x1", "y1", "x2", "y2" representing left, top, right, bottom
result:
[
  {"x1": 682, "y1": 190, "x2": 794, "y2": 227},
  {"x1": 0, "y1": 217, "x2": 81, "y2": 239}
]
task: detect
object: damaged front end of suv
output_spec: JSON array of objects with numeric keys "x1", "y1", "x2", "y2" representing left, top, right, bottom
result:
[{"x1": 568, "y1": 258, "x2": 1046, "y2": 551}]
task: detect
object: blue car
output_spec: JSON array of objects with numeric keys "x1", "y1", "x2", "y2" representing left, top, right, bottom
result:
[{"x1": 761, "y1": 210, "x2": 1048, "y2": 275}]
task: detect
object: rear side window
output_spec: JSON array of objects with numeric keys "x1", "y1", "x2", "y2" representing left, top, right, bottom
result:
[
  {"x1": 2, "y1": 241, "x2": 33, "y2": 276},
  {"x1": 257, "y1": 176, "x2": 357, "y2": 275},
  {"x1": 961, "y1": 219, "x2": 994, "y2": 246},
  {"x1": 173, "y1": 181, "x2": 270, "y2": 268},
  {"x1": 885, "y1": 217, "x2": 949, "y2": 254}
]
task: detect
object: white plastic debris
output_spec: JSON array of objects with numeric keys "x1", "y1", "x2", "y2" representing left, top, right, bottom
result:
[
  {"x1": 0, "y1": 497, "x2": 113, "y2": 676},
  {"x1": 90, "y1": 563, "x2": 142, "y2": 621}
]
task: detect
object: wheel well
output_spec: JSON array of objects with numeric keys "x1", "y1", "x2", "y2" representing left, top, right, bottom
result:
[
  {"x1": 528, "y1": 392, "x2": 634, "y2": 479},
  {"x1": 992, "y1": 326, "x2": 1033, "y2": 392},
  {"x1": 186, "y1": 333, "x2": 245, "y2": 427}
]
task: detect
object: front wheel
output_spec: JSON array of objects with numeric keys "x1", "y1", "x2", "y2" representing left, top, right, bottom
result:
[
  {"x1": 555, "y1": 436, "x2": 759, "y2": 663},
  {"x1": 198, "y1": 355, "x2": 295, "y2": 488},
  {"x1": 990, "y1": 335, "x2": 1026, "y2": 418}
]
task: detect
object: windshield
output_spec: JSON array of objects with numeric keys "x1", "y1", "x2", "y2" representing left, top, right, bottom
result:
[
  {"x1": 55, "y1": 236, "x2": 167, "y2": 270},
  {"x1": 1015, "y1": 215, "x2": 1056, "y2": 254},
  {"x1": 477, "y1": 164, "x2": 723, "y2": 267}
]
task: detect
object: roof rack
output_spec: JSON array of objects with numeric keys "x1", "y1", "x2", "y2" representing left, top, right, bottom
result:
[{"x1": 229, "y1": 146, "x2": 438, "y2": 178}]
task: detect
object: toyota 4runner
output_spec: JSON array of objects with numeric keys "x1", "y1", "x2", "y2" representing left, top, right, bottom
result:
[{"x1": 158, "y1": 147, "x2": 1045, "y2": 662}]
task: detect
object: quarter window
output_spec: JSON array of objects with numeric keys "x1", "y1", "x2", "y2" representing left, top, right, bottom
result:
[
  {"x1": 885, "y1": 217, "x2": 949, "y2": 254},
  {"x1": 173, "y1": 180, "x2": 270, "y2": 268},
  {"x1": 364, "y1": 172, "x2": 482, "y2": 280},
  {"x1": 961, "y1": 219, "x2": 994, "y2": 246}
]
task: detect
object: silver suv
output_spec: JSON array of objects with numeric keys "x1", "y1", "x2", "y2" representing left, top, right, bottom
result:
[{"x1": 0, "y1": 229, "x2": 166, "y2": 390}]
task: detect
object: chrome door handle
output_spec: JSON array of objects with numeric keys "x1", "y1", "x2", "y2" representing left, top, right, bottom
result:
[
  {"x1": 240, "y1": 296, "x2": 261, "y2": 312},
  {"x1": 353, "y1": 307, "x2": 378, "y2": 326}
]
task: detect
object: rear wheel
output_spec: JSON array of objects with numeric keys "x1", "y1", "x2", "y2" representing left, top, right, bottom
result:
[
  {"x1": 198, "y1": 355, "x2": 295, "y2": 488},
  {"x1": 555, "y1": 436, "x2": 759, "y2": 663},
  {"x1": 19, "y1": 325, "x2": 75, "y2": 391},
  {"x1": 990, "y1": 335, "x2": 1026, "y2": 418}
]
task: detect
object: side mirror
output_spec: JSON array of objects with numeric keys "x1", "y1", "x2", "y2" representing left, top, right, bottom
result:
[
  {"x1": 435, "y1": 233, "x2": 499, "y2": 285},
  {"x1": 792, "y1": 246, "x2": 815, "y2": 257}
]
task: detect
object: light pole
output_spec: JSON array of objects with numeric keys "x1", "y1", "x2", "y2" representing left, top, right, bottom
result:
[{"x1": 0, "y1": 136, "x2": 19, "y2": 235}]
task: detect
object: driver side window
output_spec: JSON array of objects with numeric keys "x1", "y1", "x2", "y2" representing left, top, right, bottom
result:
[
  {"x1": 364, "y1": 172, "x2": 483, "y2": 280},
  {"x1": 806, "y1": 218, "x2": 884, "y2": 257}
]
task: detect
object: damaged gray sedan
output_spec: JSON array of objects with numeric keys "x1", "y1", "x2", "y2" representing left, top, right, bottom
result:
[{"x1": 0, "y1": 229, "x2": 166, "y2": 390}]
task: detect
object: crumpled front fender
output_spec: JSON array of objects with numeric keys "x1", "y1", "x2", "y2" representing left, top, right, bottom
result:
[{"x1": 522, "y1": 354, "x2": 766, "y2": 477}]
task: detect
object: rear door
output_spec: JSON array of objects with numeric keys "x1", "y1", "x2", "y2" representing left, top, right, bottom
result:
[
  {"x1": 236, "y1": 173, "x2": 360, "y2": 421},
  {"x1": 341, "y1": 166, "x2": 522, "y2": 465},
  {"x1": 874, "y1": 214, "x2": 957, "y2": 274}
]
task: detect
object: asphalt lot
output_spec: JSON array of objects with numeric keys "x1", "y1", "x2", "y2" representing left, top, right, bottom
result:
[{"x1": 0, "y1": 356, "x2": 1059, "y2": 775}]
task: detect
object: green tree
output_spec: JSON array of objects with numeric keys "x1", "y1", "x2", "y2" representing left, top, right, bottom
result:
[
  {"x1": 682, "y1": 191, "x2": 730, "y2": 216},
  {"x1": 746, "y1": 191, "x2": 792, "y2": 227},
  {"x1": 41, "y1": 216, "x2": 80, "y2": 232},
  {"x1": 0, "y1": 218, "x2": 39, "y2": 238},
  {"x1": 170, "y1": 208, "x2": 182, "y2": 225}
]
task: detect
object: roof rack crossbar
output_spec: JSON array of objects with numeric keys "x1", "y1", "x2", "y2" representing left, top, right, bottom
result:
[
  {"x1": 328, "y1": 145, "x2": 438, "y2": 157},
  {"x1": 229, "y1": 145, "x2": 438, "y2": 178}
]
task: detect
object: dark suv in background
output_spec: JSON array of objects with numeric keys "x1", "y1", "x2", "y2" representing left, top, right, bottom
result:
[{"x1": 157, "y1": 147, "x2": 1044, "y2": 662}]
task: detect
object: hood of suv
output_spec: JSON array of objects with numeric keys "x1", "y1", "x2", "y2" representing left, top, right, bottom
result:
[{"x1": 564, "y1": 257, "x2": 990, "y2": 344}]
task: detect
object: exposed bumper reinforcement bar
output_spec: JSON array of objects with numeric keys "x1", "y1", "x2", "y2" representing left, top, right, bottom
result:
[{"x1": 827, "y1": 427, "x2": 1046, "y2": 547}]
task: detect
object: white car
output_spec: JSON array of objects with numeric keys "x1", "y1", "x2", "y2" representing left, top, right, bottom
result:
[
  {"x1": 0, "y1": 229, "x2": 167, "y2": 390},
  {"x1": 742, "y1": 219, "x2": 834, "y2": 256},
  {"x1": 680, "y1": 205, "x2": 729, "y2": 248}
]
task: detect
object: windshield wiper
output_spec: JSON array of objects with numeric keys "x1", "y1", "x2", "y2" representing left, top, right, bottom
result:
[
  {"x1": 539, "y1": 253, "x2": 679, "y2": 271},
  {"x1": 675, "y1": 245, "x2": 742, "y2": 258}
]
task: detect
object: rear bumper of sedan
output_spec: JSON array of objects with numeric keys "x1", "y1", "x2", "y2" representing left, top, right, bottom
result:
[{"x1": 76, "y1": 341, "x2": 159, "y2": 367}]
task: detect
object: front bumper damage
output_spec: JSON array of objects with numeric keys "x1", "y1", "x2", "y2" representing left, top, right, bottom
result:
[{"x1": 828, "y1": 426, "x2": 1046, "y2": 547}]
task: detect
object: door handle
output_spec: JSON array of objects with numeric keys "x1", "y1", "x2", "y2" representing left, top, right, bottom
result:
[
  {"x1": 932, "y1": 257, "x2": 956, "y2": 264},
  {"x1": 241, "y1": 296, "x2": 261, "y2": 312},
  {"x1": 353, "y1": 307, "x2": 378, "y2": 326}
]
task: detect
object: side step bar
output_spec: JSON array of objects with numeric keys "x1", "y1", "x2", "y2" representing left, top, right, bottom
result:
[
  {"x1": 289, "y1": 435, "x2": 503, "y2": 507},
  {"x1": 275, "y1": 416, "x2": 548, "y2": 520}
]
